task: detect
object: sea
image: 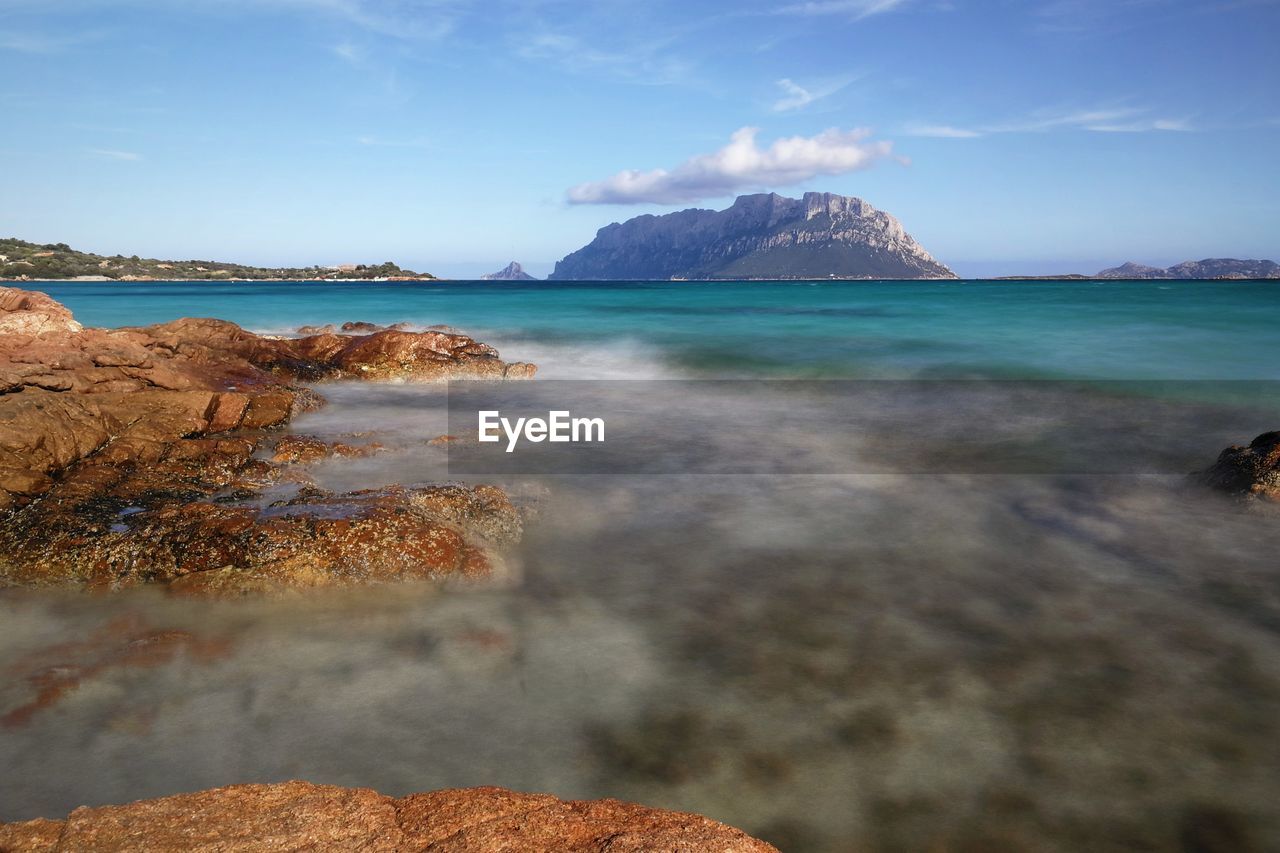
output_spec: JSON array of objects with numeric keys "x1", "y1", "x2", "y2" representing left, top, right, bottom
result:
[{"x1": 3, "y1": 279, "x2": 1279, "y2": 852}]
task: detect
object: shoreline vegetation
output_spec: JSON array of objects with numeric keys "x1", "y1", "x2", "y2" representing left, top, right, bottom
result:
[{"x1": 0, "y1": 238, "x2": 437, "y2": 283}]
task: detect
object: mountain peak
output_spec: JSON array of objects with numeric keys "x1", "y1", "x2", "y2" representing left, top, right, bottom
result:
[
  {"x1": 481, "y1": 261, "x2": 537, "y2": 281},
  {"x1": 550, "y1": 192, "x2": 953, "y2": 281}
]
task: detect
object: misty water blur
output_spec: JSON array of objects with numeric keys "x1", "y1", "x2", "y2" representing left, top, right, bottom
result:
[{"x1": 3, "y1": 374, "x2": 1279, "y2": 852}]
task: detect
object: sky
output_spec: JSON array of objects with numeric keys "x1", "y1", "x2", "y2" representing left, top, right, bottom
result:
[{"x1": 1, "y1": 0, "x2": 1277, "y2": 278}]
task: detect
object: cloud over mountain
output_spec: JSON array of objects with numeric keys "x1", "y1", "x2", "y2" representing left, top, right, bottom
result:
[{"x1": 566, "y1": 126, "x2": 893, "y2": 205}]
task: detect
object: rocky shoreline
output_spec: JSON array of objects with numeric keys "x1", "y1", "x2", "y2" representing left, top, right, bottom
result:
[
  {"x1": 0, "y1": 781, "x2": 777, "y2": 851},
  {"x1": 0, "y1": 287, "x2": 534, "y2": 595}
]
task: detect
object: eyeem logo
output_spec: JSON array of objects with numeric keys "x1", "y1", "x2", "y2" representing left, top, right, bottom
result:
[{"x1": 478, "y1": 410, "x2": 605, "y2": 453}]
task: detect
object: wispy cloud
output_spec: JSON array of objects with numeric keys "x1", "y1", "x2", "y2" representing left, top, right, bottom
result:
[
  {"x1": 1032, "y1": 0, "x2": 1196, "y2": 35},
  {"x1": 332, "y1": 41, "x2": 363, "y2": 62},
  {"x1": 904, "y1": 123, "x2": 983, "y2": 138},
  {"x1": 1, "y1": 0, "x2": 465, "y2": 42},
  {"x1": 906, "y1": 107, "x2": 1195, "y2": 137},
  {"x1": 566, "y1": 126, "x2": 894, "y2": 205},
  {"x1": 0, "y1": 29, "x2": 103, "y2": 53},
  {"x1": 772, "y1": 76, "x2": 853, "y2": 112},
  {"x1": 356, "y1": 135, "x2": 430, "y2": 148},
  {"x1": 514, "y1": 31, "x2": 693, "y2": 86},
  {"x1": 87, "y1": 148, "x2": 142, "y2": 161},
  {"x1": 777, "y1": 0, "x2": 911, "y2": 18},
  {"x1": 223, "y1": 0, "x2": 465, "y2": 40}
]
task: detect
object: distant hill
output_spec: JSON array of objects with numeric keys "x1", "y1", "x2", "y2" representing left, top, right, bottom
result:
[
  {"x1": 0, "y1": 238, "x2": 436, "y2": 281},
  {"x1": 1095, "y1": 259, "x2": 1279, "y2": 280},
  {"x1": 549, "y1": 192, "x2": 955, "y2": 281},
  {"x1": 481, "y1": 261, "x2": 537, "y2": 281}
]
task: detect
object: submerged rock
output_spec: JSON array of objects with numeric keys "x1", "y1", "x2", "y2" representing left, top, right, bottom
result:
[
  {"x1": 0, "y1": 781, "x2": 777, "y2": 851},
  {"x1": 1196, "y1": 431, "x2": 1280, "y2": 501},
  {"x1": 0, "y1": 287, "x2": 535, "y2": 592}
]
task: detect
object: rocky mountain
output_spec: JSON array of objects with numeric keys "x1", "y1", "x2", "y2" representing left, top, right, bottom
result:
[
  {"x1": 481, "y1": 261, "x2": 537, "y2": 281},
  {"x1": 1096, "y1": 259, "x2": 1280, "y2": 279},
  {"x1": 549, "y1": 192, "x2": 955, "y2": 280}
]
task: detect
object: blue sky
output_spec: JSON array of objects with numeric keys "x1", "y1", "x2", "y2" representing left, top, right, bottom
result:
[{"x1": 1, "y1": 0, "x2": 1277, "y2": 278}]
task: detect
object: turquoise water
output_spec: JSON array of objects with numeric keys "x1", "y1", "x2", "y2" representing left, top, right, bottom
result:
[{"x1": 36, "y1": 279, "x2": 1280, "y2": 380}]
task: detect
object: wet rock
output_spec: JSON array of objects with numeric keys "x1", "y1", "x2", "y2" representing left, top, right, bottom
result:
[
  {"x1": 1196, "y1": 431, "x2": 1280, "y2": 501},
  {"x1": 310, "y1": 329, "x2": 535, "y2": 381},
  {"x1": 271, "y1": 434, "x2": 383, "y2": 464},
  {"x1": 2, "y1": 455, "x2": 520, "y2": 593},
  {"x1": 0, "y1": 288, "x2": 535, "y2": 590},
  {"x1": 0, "y1": 781, "x2": 777, "y2": 852}
]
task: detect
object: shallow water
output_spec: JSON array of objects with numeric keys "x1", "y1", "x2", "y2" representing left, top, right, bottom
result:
[{"x1": 3, "y1": 281, "x2": 1280, "y2": 851}]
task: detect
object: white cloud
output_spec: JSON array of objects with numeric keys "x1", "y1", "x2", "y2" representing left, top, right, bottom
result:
[
  {"x1": 777, "y1": 0, "x2": 911, "y2": 18},
  {"x1": 87, "y1": 148, "x2": 142, "y2": 161},
  {"x1": 566, "y1": 126, "x2": 894, "y2": 205}
]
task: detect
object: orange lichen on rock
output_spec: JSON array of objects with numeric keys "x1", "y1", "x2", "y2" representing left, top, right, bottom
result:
[{"x1": 0, "y1": 782, "x2": 778, "y2": 852}]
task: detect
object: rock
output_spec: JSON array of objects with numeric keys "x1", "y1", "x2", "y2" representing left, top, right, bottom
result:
[
  {"x1": 0, "y1": 289, "x2": 536, "y2": 591},
  {"x1": 1196, "y1": 431, "x2": 1280, "y2": 501},
  {"x1": 549, "y1": 192, "x2": 955, "y2": 281},
  {"x1": 0, "y1": 433, "x2": 520, "y2": 592},
  {"x1": 272, "y1": 434, "x2": 383, "y2": 463},
  {"x1": 271, "y1": 434, "x2": 330, "y2": 463},
  {"x1": 0, "y1": 782, "x2": 777, "y2": 852},
  {"x1": 0, "y1": 287, "x2": 83, "y2": 335}
]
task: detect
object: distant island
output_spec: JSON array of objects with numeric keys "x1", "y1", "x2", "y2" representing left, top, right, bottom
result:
[
  {"x1": 481, "y1": 261, "x2": 537, "y2": 281},
  {"x1": 998, "y1": 259, "x2": 1279, "y2": 281},
  {"x1": 0, "y1": 238, "x2": 436, "y2": 282},
  {"x1": 549, "y1": 192, "x2": 956, "y2": 281},
  {"x1": 1095, "y1": 259, "x2": 1279, "y2": 280}
]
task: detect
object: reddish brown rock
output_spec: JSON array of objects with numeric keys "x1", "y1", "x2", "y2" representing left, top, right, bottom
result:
[
  {"x1": 0, "y1": 782, "x2": 777, "y2": 852},
  {"x1": 1197, "y1": 431, "x2": 1280, "y2": 501},
  {"x1": 0, "y1": 288, "x2": 82, "y2": 335},
  {"x1": 271, "y1": 434, "x2": 383, "y2": 464},
  {"x1": 0, "y1": 288, "x2": 535, "y2": 590}
]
